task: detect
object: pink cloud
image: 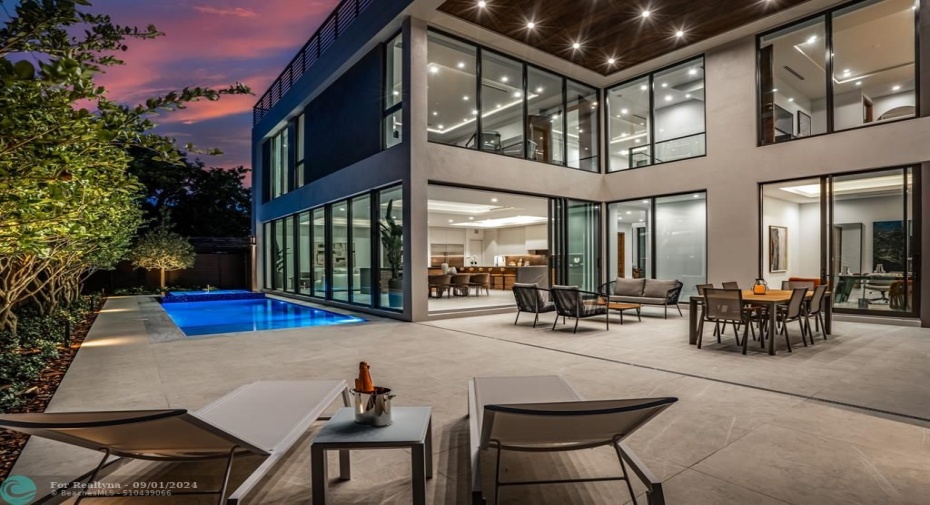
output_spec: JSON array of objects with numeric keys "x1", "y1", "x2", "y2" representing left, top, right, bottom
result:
[{"x1": 193, "y1": 5, "x2": 258, "y2": 17}]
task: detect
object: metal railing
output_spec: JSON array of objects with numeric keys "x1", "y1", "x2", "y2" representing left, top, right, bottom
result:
[{"x1": 252, "y1": 0, "x2": 376, "y2": 126}]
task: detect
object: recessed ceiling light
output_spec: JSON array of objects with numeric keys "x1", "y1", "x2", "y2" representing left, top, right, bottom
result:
[
  {"x1": 469, "y1": 216, "x2": 474, "y2": 220},
  {"x1": 892, "y1": 85, "x2": 901, "y2": 91},
  {"x1": 457, "y1": 61, "x2": 465, "y2": 69},
  {"x1": 855, "y1": 81, "x2": 862, "y2": 86},
  {"x1": 393, "y1": 90, "x2": 399, "y2": 95},
  {"x1": 641, "y1": 10, "x2": 651, "y2": 18},
  {"x1": 607, "y1": 58, "x2": 616, "y2": 65},
  {"x1": 432, "y1": 111, "x2": 438, "y2": 116},
  {"x1": 642, "y1": 200, "x2": 649, "y2": 203},
  {"x1": 634, "y1": 139, "x2": 641, "y2": 143},
  {"x1": 686, "y1": 93, "x2": 692, "y2": 98},
  {"x1": 788, "y1": 97, "x2": 794, "y2": 102},
  {"x1": 806, "y1": 35, "x2": 817, "y2": 44},
  {"x1": 772, "y1": 88, "x2": 778, "y2": 92},
  {"x1": 491, "y1": 198, "x2": 498, "y2": 203},
  {"x1": 578, "y1": 128, "x2": 583, "y2": 133},
  {"x1": 688, "y1": 68, "x2": 697, "y2": 75},
  {"x1": 572, "y1": 42, "x2": 581, "y2": 50},
  {"x1": 626, "y1": 211, "x2": 632, "y2": 215},
  {"x1": 536, "y1": 86, "x2": 544, "y2": 93},
  {"x1": 513, "y1": 91, "x2": 522, "y2": 98},
  {"x1": 472, "y1": 109, "x2": 478, "y2": 115},
  {"x1": 620, "y1": 108, "x2": 629, "y2": 114},
  {"x1": 501, "y1": 76, "x2": 509, "y2": 83},
  {"x1": 621, "y1": 132, "x2": 629, "y2": 137},
  {"x1": 448, "y1": 219, "x2": 454, "y2": 223},
  {"x1": 661, "y1": 82, "x2": 668, "y2": 88},
  {"x1": 526, "y1": 21, "x2": 535, "y2": 29},
  {"x1": 438, "y1": 124, "x2": 444, "y2": 129},
  {"x1": 664, "y1": 95, "x2": 672, "y2": 101},
  {"x1": 477, "y1": 0, "x2": 486, "y2": 7},
  {"x1": 842, "y1": 68, "x2": 851, "y2": 74},
  {"x1": 676, "y1": 30, "x2": 685, "y2": 38},
  {"x1": 462, "y1": 95, "x2": 469, "y2": 101},
  {"x1": 428, "y1": 65, "x2": 439, "y2": 74},
  {"x1": 496, "y1": 104, "x2": 502, "y2": 108},
  {"x1": 640, "y1": 85, "x2": 647, "y2": 91}
]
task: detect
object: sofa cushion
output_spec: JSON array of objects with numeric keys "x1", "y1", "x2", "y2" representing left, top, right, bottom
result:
[
  {"x1": 643, "y1": 279, "x2": 678, "y2": 299},
  {"x1": 608, "y1": 295, "x2": 667, "y2": 305},
  {"x1": 613, "y1": 278, "x2": 645, "y2": 296}
]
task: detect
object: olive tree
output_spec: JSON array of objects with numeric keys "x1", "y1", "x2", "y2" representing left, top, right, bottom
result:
[{"x1": 129, "y1": 226, "x2": 195, "y2": 289}]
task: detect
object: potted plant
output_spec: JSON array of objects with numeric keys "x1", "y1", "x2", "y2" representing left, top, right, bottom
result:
[{"x1": 379, "y1": 199, "x2": 404, "y2": 308}]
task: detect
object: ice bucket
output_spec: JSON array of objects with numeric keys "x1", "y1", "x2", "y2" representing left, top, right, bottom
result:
[{"x1": 352, "y1": 387, "x2": 395, "y2": 427}]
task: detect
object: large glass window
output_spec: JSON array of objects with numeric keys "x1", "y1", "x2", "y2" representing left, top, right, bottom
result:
[
  {"x1": 607, "y1": 57, "x2": 705, "y2": 171},
  {"x1": 607, "y1": 77, "x2": 651, "y2": 170},
  {"x1": 272, "y1": 218, "x2": 287, "y2": 290},
  {"x1": 566, "y1": 81, "x2": 598, "y2": 171},
  {"x1": 653, "y1": 60, "x2": 705, "y2": 164},
  {"x1": 298, "y1": 211, "x2": 311, "y2": 295},
  {"x1": 351, "y1": 195, "x2": 372, "y2": 306},
  {"x1": 607, "y1": 192, "x2": 706, "y2": 297},
  {"x1": 263, "y1": 221, "x2": 273, "y2": 289},
  {"x1": 426, "y1": 30, "x2": 598, "y2": 171},
  {"x1": 384, "y1": 33, "x2": 403, "y2": 148},
  {"x1": 379, "y1": 186, "x2": 404, "y2": 310},
  {"x1": 331, "y1": 202, "x2": 349, "y2": 302},
  {"x1": 761, "y1": 168, "x2": 917, "y2": 316},
  {"x1": 312, "y1": 207, "x2": 326, "y2": 298},
  {"x1": 295, "y1": 114, "x2": 305, "y2": 187},
  {"x1": 268, "y1": 127, "x2": 289, "y2": 199},
  {"x1": 526, "y1": 67, "x2": 564, "y2": 164},
  {"x1": 481, "y1": 51, "x2": 524, "y2": 158},
  {"x1": 759, "y1": 0, "x2": 915, "y2": 143},
  {"x1": 426, "y1": 32, "x2": 477, "y2": 147}
]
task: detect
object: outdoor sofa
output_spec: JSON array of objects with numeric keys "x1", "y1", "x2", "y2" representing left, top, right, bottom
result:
[{"x1": 599, "y1": 278, "x2": 684, "y2": 319}]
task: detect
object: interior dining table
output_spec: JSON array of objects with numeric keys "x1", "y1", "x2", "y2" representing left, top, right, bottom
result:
[{"x1": 688, "y1": 289, "x2": 832, "y2": 355}]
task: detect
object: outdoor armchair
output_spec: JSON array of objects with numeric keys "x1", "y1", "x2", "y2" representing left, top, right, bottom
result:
[
  {"x1": 550, "y1": 285, "x2": 609, "y2": 333},
  {"x1": 512, "y1": 283, "x2": 556, "y2": 328}
]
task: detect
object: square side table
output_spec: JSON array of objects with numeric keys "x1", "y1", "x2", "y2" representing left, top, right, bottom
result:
[{"x1": 310, "y1": 406, "x2": 432, "y2": 505}]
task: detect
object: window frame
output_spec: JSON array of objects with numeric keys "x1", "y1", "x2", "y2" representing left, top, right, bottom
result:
[
  {"x1": 426, "y1": 27, "x2": 602, "y2": 173},
  {"x1": 755, "y1": 0, "x2": 920, "y2": 147},
  {"x1": 383, "y1": 30, "x2": 404, "y2": 149},
  {"x1": 605, "y1": 55, "x2": 707, "y2": 173}
]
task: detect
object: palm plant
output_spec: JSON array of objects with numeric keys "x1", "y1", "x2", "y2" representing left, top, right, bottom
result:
[{"x1": 379, "y1": 199, "x2": 403, "y2": 280}]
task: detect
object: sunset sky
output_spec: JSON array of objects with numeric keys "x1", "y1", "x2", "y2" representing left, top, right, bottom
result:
[{"x1": 90, "y1": 0, "x2": 340, "y2": 172}]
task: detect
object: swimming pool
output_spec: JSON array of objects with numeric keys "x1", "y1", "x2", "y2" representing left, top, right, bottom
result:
[
  {"x1": 162, "y1": 289, "x2": 266, "y2": 303},
  {"x1": 167, "y1": 289, "x2": 251, "y2": 296},
  {"x1": 161, "y1": 298, "x2": 365, "y2": 336}
]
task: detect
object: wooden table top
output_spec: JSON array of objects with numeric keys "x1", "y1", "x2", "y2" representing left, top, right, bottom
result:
[{"x1": 691, "y1": 289, "x2": 830, "y2": 303}]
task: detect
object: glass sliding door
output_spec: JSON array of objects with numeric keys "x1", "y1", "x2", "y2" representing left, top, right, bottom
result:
[
  {"x1": 312, "y1": 207, "x2": 326, "y2": 298},
  {"x1": 331, "y1": 202, "x2": 349, "y2": 302},
  {"x1": 263, "y1": 221, "x2": 273, "y2": 289},
  {"x1": 606, "y1": 200, "x2": 651, "y2": 281},
  {"x1": 298, "y1": 212, "x2": 311, "y2": 295},
  {"x1": 379, "y1": 186, "x2": 404, "y2": 310},
  {"x1": 351, "y1": 195, "x2": 372, "y2": 306},
  {"x1": 655, "y1": 193, "x2": 706, "y2": 297},
  {"x1": 272, "y1": 219, "x2": 287, "y2": 290},
  {"x1": 831, "y1": 168, "x2": 915, "y2": 315},
  {"x1": 760, "y1": 177, "x2": 823, "y2": 289},
  {"x1": 550, "y1": 198, "x2": 599, "y2": 291}
]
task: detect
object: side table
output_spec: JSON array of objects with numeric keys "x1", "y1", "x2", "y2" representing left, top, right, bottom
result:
[{"x1": 310, "y1": 406, "x2": 433, "y2": 505}]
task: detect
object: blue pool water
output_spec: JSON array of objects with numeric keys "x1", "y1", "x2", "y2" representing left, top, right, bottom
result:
[
  {"x1": 167, "y1": 289, "x2": 251, "y2": 296},
  {"x1": 162, "y1": 298, "x2": 365, "y2": 336}
]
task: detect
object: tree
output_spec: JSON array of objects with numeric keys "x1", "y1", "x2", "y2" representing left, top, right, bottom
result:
[
  {"x1": 129, "y1": 226, "x2": 195, "y2": 289},
  {"x1": 0, "y1": 0, "x2": 251, "y2": 331}
]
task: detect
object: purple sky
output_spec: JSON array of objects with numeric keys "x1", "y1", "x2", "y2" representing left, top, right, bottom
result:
[{"x1": 92, "y1": 0, "x2": 339, "y2": 174}]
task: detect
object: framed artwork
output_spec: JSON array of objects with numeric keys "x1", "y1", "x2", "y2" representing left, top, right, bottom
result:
[
  {"x1": 769, "y1": 225, "x2": 788, "y2": 272},
  {"x1": 797, "y1": 110, "x2": 811, "y2": 137},
  {"x1": 332, "y1": 242, "x2": 347, "y2": 268}
]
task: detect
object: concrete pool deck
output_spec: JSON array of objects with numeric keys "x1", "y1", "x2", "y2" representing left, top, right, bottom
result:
[{"x1": 8, "y1": 295, "x2": 930, "y2": 504}]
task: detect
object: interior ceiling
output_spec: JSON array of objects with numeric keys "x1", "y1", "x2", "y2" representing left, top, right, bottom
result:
[
  {"x1": 767, "y1": 0, "x2": 914, "y2": 101},
  {"x1": 427, "y1": 185, "x2": 549, "y2": 228},
  {"x1": 437, "y1": 0, "x2": 811, "y2": 75}
]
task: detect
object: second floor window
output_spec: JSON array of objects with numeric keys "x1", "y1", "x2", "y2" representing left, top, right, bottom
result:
[
  {"x1": 384, "y1": 33, "x2": 403, "y2": 149},
  {"x1": 759, "y1": 0, "x2": 916, "y2": 144},
  {"x1": 607, "y1": 57, "x2": 706, "y2": 172},
  {"x1": 269, "y1": 126, "x2": 289, "y2": 199}
]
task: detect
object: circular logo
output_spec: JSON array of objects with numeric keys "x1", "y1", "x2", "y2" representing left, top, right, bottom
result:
[{"x1": 0, "y1": 475, "x2": 37, "y2": 505}]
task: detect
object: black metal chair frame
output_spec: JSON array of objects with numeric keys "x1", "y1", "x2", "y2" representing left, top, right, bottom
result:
[
  {"x1": 512, "y1": 284, "x2": 557, "y2": 328},
  {"x1": 551, "y1": 286, "x2": 609, "y2": 333},
  {"x1": 596, "y1": 280, "x2": 684, "y2": 319},
  {"x1": 776, "y1": 287, "x2": 811, "y2": 350}
]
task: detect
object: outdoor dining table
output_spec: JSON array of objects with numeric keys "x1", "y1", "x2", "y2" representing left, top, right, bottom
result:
[{"x1": 688, "y1": 289, "x2": 832, "y2": 355}]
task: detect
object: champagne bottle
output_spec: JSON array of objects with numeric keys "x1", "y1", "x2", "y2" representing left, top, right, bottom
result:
[{"x1": 357, "y1": 361, "x2": 374, "y2": 393}]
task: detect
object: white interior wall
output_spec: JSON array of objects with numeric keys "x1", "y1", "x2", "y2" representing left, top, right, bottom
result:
[
  {"x1": 834, "y1": 195, "x2": 906, "y2": 273},
  {"x1": 429, "y1": 224, "x2": 546, "y2": 266},
  {"x1": 761, "y1": 196, "x2": 806, "y2": 285},
  {"x1": 872, "y1": 90, "x2": 916, "y2": 120},
  {"x1": 655, "y1": 100, "x2": 705, "y2": 141},
  {"x1": 798, "y1": 203, "x2": 821, "y2": 277}
]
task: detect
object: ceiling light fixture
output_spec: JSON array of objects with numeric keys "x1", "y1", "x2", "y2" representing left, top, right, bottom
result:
[
  {"x1": 572, "y1": 42, "x2": 581, "y2": 50},
  {"x1": 432, "y1": 111, "x2": 438, "y2": 116},
  {"x1": 607, "y1": 58, "x2": 616, "y2": 65},
  {"x1": 788, "y1": 97, "x2": 794, "y2": 102},
  {"x1": 428, "y1": 200, "x2": 500, "y2": 214},
  {"x1": 477, "y1": 0, "x2": 486, "y2": 7},
  {"x1": 428, "y1": 65, "x2": 439, "y2": 74},
  {"x1": 451, "y1": 215, "x2": 548, "y2": 229},
  {"x1": 620, "y1": 108, "x2": 629, "y2": 114},
  {"x1": 640, "y1": 85, "x2": 648, "y2": 91},
  {"x1": 536, "y1": 86, "x2": 544, "y2": 93},
  {"x1": 526, "y1": 21, "x2": 535, "y2": 29},
  {"x1": 641, "y1": 10, "x2": 651, "y2": 18},
  {"x1": 437, "y1": 124, "x2": 444, "y2": 129},
  {"x1": 676, "y1": 30, "x2": 685, "y2": 38},
  {"x1": 491, "y1": 198, "x2": 498, "y2": 203},
  {"x1": 664, "y1": 95, "x2": 672, "y2": 101},
  {"x1": 448, "y1": 219, "x2": 454, "y2": 223},
  {"x1": 806, "y1": 35, "x2": 817, "y2": 44},
  {"x1": 457, "y1": 61, "x2": 465, "y2": 69},
  {"x1": 892, "y1": 85, "x2": 901, "y2": 91},
  {"x1": 513, "y1": 91, "x2": 522, "y2": 98},
  {"x1": 462, "y1": 95, "x2": 469, "y2": 101},
  {"x1": 855, "y1": 81, "x2": 862, "y2": 86},
  {"x1": 688, "y1": 68, "x2": 697, "y2": 75},
  {"x1": 500, "y1": 76, "x2": 509, "y2": 82},
  {"x1": 685, "y1": 93, "x2": 691, "y2": 98},
  {"x1": 661, "y1": 82, "x2": 668, "y2": 87},
  {"x1": 842, "y1": 68, "x2": 850, "y2": 74},
  {"x1": 772, "y1": 88, "x2": 778, "y2": 92}
]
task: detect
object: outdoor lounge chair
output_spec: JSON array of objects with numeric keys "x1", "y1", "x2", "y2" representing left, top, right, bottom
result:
[
  {"x1": 0, "y1": 380, "x2": 348, "y2": 504},
  {"x1": 468, "y1": 375, "x2": 677, "y2": 505},
  {"x1": 512, "y1": 282, "x2": 557, "y2": 328}
]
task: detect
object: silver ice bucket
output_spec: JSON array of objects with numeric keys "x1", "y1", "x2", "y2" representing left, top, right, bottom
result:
[{"x1": 352, "y1": 387, "x2": 395, "y2": 427}]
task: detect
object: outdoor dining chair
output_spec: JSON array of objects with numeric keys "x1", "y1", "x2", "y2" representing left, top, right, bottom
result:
[
  {"x1": 512, "y1": 283, "x2": 557, "y2": 328},
  {"x1": 776, "y1": 287, "x2": 810, "y2": 349},
  {"x1": 805, "y1": 284, "x2": 829, "y2": 340},
  {"x1": 699, "y1": 288, "x2": 760, "y2": 354}
]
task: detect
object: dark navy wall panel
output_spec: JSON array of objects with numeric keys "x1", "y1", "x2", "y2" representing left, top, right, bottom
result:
[{"x1": 304, "y1": 47, "x2": 382, "y2": 184}]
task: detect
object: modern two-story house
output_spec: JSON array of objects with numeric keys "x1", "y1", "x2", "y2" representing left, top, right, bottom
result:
[{"x1": 252, "y1": 0, "x2": 930, "y2": 326}]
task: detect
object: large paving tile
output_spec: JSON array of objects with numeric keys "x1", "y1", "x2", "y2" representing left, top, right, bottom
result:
[{"x1": 693, "y1": 423, "x2": 930, "y2": 505}]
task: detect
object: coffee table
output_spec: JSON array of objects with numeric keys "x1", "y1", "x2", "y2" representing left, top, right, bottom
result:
[
  {"x1": 310, "y1": 406, "x2": 432, "y2": 505},
  {"x1": 593, "y1": 301, "x2": 642, "y2": 324}
]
